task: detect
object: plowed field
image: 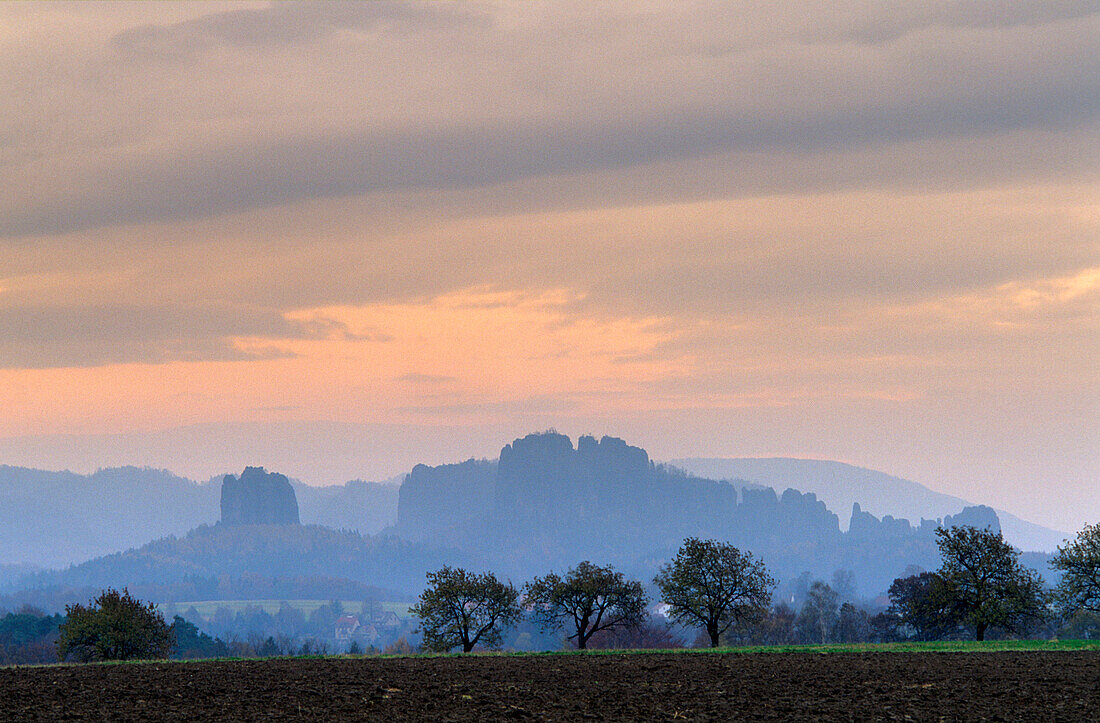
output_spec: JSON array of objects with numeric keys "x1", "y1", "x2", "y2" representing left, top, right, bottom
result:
[{"x1": 3, "y1": 651, "x2": 1099, "y2": 721}]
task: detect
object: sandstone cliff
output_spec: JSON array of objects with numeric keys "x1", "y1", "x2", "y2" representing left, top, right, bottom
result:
[{"x1": 220, "y1": 467, "x2": 300, "y2": 525}]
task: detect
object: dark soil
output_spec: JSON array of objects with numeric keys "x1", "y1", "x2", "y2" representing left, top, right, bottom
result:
[{"x1": 2, "y1": 651, "x2": 1098, "y2": 721}]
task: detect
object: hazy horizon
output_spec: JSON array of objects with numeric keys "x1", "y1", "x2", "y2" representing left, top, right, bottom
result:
[
  {"x1": 1, "y1": 2, "x2": 1097, "y2": 534},
  {"x1": 0, "y1": 423, "x2": 1072, "y2": 538}
]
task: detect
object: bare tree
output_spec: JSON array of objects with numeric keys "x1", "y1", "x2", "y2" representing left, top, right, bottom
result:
[{"x1": 796, "y1": 581, "x2": 838, "y2": 644}]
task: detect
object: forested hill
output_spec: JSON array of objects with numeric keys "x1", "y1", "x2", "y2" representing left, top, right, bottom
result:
[
  {"x1": 0, "y1": 466, "x2": 399, "y2": 568},
  {"x1": 395, "y1": 432, "x2": 1010, "y2": 596},
  {"x1": 2, "y1": 523, "x2": 463, "y2": 612}
]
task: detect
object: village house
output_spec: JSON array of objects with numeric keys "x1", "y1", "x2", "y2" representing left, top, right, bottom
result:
[{"x1": 334, "y1": 615, "x2": 360, "y2": 640}]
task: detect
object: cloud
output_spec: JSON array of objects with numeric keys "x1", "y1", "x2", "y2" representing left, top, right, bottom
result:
[
  {"x1": 390, "y1": 395, "x2": 578, "y2": 419},
  {"x1": 1, "y1": 178, "x2": 1095, "y2": 369},
  {"x1": 1, "y1": 3, "x2": 1098, "y2": 237},
  {"x1": 111, "y1": 1, "x2": 487, "y2": 59},
  {"x1": 290, "y1": 314, "x2": 393, "y2": 343},
  {"x1": 251, "y1": 405, "x2": 300, "y2": 413},
  {"x1": 0, "y1": 301, "x2": 399, "y2": 368},
  {"x1": 800, "y1": 0, "x2": 1099, "y2": 45},
  {"x1": 396, "y1": 373, "x2": 458, "y2": 384},
  {"x1": 0, "y1": 2, "x2": 1097, "y2": 530}
]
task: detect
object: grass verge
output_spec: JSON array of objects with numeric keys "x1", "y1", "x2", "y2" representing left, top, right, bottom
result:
[{"x1": 11, "y1": 638, "x2": 1100, "y2": 669}]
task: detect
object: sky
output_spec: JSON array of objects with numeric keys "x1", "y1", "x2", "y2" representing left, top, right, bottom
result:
[{"x1": 0, "y1": 1, "x2": 1097, "y2": 532}]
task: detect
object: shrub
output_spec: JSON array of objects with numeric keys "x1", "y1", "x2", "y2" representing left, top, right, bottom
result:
[{"x1": 57, "y1": 588, "x2": 174, "y2": 662}]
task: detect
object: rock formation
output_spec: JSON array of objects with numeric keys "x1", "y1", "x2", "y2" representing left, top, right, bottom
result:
[
  {"x1": 220, "y1": 467, "x2": 300, "y2": 525},
  {"x1": 396, "y1": 458, "x2": 495, "y2": 542},
  {"x1": 394, "y1": 431, "x2": 1010, "y2": 595}
]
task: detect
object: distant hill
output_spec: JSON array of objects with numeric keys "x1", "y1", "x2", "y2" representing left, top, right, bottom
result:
[
  {"x1": 0, "y1": 466, "x2": 220, "y2": 568},
  {"x1": 0, "y1": 466, "x2": 400, "y2": 568},
  {"x1": 4, "y1": 523, "x2": 465, "y2": 611},
  {"x1": 1, "y1": 437, "x2": 1063, "y2": 603},
  {"x1": 292, "y1": 478, "x2": 400, "y2": 534},
  {"x1": 669, "y1": 458, "x2": 1068, "y2": 552},
  {"x1": 0, "y1": 564, "x2": 39, "y2": 589}
]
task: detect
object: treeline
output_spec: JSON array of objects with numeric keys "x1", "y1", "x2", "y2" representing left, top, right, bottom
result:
[
  {"x1": 409, "y1": 523, "x2": 1100, "y2": 652},
  {"x1": 0, "y1": 574, "x2": 397, "y2": 617},
  {"x1": 170, "y1": 614, "x2": 417, "y2": 659},
  {"x1": 0, "y1": 606, "x2": 228, "y2": 664},
  {"x1": 167, "y1": 599, "x2": 418, "y2": 654},
  {"x1": 3, "y1": 595, "x2": 421, "y2": 664},
  {"x1": 410, "y1": 538, "x2": 775, "y2": 652},
  {"x1": 0, "y1": 607, "x2": 64, "y2": 664},
  {"x1": 16, "y1": 523, "x2": 453, "y2": 597},
  {"x1": 1, "y1": 605, "x2": 220, "y2": 664},
  {"x1": 11, "y1": 522, "x2": 1100, "y2": 664}
]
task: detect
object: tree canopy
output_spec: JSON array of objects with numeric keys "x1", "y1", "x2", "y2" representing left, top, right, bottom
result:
[
  {"x1": 654, "y1": 537, "x2": 774, "y2": 647},
  {"x1": 795, "y1": 581, "x2": 839, "y2": 644},
  {"x1": 57, "y1": 588, "x2": 174, "y2": 662},
  {"x1": 1052, "y1": 523, "x2": 1100, "y2": 615},
  {"x1": 525, "y1": 561, "x2": 648, "y2": 649},
  {"x1": 170, "y1": 616, "x2": 228, "y2": 659},
  {"x1": 887, "y1": 572, "x2": 958, "y2": 641},
  {"x1": 935, "y1": 525, "x2": 1047, "y2": 641},
  {"x1": 410, "y1": 566, "x2": 521, "y2": 653}
]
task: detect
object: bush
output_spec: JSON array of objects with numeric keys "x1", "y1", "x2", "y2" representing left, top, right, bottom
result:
[
  {"x1": 587, "y1": 615, "x2": 683, "y2": 649},
  {"x1": 57, "y1": 588, "x2": 174, "y2": 662},
  {"x1": 383, "y1": 635, "x2": 416, "y2": 655}
]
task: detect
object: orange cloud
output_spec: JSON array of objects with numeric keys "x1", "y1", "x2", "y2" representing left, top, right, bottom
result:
[{"x1": 0, "y1": 287, "x2": 689, "y2": 436}]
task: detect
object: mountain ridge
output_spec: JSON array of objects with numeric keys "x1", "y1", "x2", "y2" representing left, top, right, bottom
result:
[
  {"x1": 393, "y1": 432, "x2": 1010, "y2": 596},
  {"x1": 0, "y1": 443, "x2": 1067, "y2": 572},
  {"x1": 1, "y1": 433, "x2": 1056, "y2": 609},
  {"x1": 670, "y1": 457, "x2": 1067, "y2": 552}
]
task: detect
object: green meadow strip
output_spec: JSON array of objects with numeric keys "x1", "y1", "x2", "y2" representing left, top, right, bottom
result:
[{"x1": 10, "y1": 639, "x2": 1100, "y2": 669}]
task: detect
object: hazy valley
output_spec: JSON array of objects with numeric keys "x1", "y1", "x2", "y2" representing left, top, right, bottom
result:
[{"x1": 1, "y1": 432, "x2": 1063, "y2": 616}]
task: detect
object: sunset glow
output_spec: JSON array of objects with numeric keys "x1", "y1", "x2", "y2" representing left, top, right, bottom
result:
[{"x1": 0, "y1": 2, "x2": 1097, "y2": 532}]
